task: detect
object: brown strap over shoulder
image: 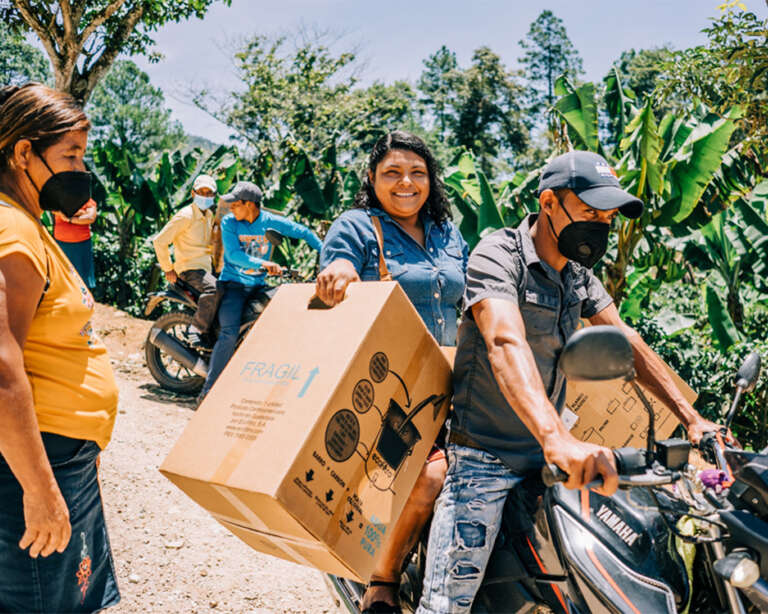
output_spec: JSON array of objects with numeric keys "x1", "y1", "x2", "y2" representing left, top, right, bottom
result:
[{"x1": 370, "y1": 215, "x2": 392, "y2": 282}]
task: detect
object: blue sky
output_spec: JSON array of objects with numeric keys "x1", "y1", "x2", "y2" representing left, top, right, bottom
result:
[{"x1": 130, "y1": 0, "x2": 767, "y2": 143}]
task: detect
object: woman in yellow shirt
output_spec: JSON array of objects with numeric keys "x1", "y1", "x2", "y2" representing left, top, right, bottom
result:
[{"x1": 0, "y1": 83, "x2": 120, "y2": 613}]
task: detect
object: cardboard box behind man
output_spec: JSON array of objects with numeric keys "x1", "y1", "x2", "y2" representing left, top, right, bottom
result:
[
  {"x1": 160, "y1": 282, "x2": 452, "y2": 581},
  {"x1": 563, "y1": 322, "x2": 696, "y2": 447}
]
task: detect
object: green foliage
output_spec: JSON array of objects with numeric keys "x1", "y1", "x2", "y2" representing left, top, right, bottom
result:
[
  {"x1": 0, "y1": 21, "x2": 50, "y2": 86},
  {"x1": 89, "y1": 142, "x2": 242, "y2": 314},
  {"x1": 197, "y1": 33, "x2": 416, "y2": 172},
  {"x1": 1, "y1": 0, "x2": 230, "y2": 101},
  {"x1": 445, "y1": 47, "x2": 530, "y2": 175},
  {"x1": 553, "y1": 77, "x2": 599, "y2": 152},
  {"x1": 519, "y1": 9, "x2": 584, "y2": 131},
  {"x1": 683, "y1": 188, "x2": 768, "y2": 338},
  {"x1": 548, "y1": 72, "x2": 748, "y2": 310},
  {"x1": 659, "y1": 6, "x2": 768, "y2": 160},
  {"x1": 443, "y1": 151, "x2": 537, "y2": 250},
  {"x1": 417, "y1": 46, "x2": 533, "y2": 170},
  {"x1": 418, "y1": 46, "x2": 459, "y2": 142},
  {"x1": 88, "y1": 60, "x2": 186, "y2": 163},
  {"x1": 635, "y1": 284, "x2": 768, "y2": 450},
  {"x1": 616, "y1": 47, "x2": 675, "y2": 103}
]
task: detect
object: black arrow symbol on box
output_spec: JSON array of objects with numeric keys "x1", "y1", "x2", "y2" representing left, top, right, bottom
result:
[
  {"x1": 305, "y1": 469, "x2": 314, "y2": 482},
  {"x1": 346, "y1": 511, "x2": 354, "y2": 523},
  {"x1": 325, "y1": 489, "x2": 334, "y2": 502}
]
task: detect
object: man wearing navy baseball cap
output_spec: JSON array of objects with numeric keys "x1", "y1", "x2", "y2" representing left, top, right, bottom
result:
[{"x1": 416, "y1": 151, "x2": 729, "y2": 614}]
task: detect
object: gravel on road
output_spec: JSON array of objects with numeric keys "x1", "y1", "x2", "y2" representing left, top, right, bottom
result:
[{"x1": 93, "y1": 304, "x2": 342, "y2": 614}]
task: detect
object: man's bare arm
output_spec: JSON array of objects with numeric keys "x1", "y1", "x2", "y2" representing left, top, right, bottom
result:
[
  {"x1": 589, "y1": 304, "x2": 723, "y2": 443},
  {"x1": 472, "y1": 298, "x2": 618, "y2": 494}
]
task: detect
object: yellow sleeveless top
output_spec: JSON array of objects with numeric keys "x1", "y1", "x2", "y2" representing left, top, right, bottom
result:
[{"x1": 0, "y1": 193, "x2": 118, "y2": 449}]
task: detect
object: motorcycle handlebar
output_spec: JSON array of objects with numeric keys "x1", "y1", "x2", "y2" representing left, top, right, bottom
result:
[
  {"x1": 697, "y1": 430, "x2": 734, "y2": 478},
  {"x1": 542, "y1": 447, "x2": 679, "y2": 489}
]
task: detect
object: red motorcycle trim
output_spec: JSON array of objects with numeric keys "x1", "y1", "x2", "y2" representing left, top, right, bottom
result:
[{"x1": 525, "y1": 535, "x2": 568, "y2": 613}]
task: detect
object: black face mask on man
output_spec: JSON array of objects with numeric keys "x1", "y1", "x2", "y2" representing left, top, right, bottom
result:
[
  {"x1": 25, "y1": 146, "x2": 92, "y2": 218},
  {"x1": 546, "y1": 198, "x2": 610, "y2": 268}
]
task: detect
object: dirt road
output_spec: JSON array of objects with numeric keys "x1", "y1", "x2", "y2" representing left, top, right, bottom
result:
[{"x1": 93, "y1": 305, "x2": 340, "y2": 613}]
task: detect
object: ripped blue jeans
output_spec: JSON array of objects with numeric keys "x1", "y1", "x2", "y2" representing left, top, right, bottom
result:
[{"x1": 417, "y1": 443, "x2": 524, "y2": 614}]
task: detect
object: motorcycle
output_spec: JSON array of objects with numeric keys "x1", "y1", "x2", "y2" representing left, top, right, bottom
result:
[
  {"x1": 328, "y1": 326, "x2": 767, "y2": 613},
  {"x1": 143, "y1": 230, "x2": 306, "y2": 394}
]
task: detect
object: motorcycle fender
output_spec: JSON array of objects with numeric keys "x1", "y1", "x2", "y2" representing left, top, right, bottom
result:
[
  {"x1": 144, "y1": 291, "x2": 194, "y2": 316},
  {"x1": 552, "y1": 504, "x2": 677, "y2": 613}
]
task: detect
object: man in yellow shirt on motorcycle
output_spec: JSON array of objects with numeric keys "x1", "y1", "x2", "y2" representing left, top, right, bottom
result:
[{"x1": 152, "y1": 174, "x2": 218, "y2": 347}]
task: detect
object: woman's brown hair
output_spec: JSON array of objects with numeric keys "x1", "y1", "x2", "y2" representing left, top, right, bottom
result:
[{"x1": 0, "y1": 82, "x2": 90, "y2": 174}]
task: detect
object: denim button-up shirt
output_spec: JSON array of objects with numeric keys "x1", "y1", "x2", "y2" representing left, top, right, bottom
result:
[{"x1": 319, "y1": 208, "x2": 469, "y2": 345}]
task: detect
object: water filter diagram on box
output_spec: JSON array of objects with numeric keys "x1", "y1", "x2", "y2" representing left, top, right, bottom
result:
[{"x1": 324, "y1": 352, "x2": 446, "y2": 492}]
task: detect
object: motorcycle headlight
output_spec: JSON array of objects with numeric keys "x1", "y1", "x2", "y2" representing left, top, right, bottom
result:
[{"x1": 714, "y1": 552, "x2": 760, "y2": 588}]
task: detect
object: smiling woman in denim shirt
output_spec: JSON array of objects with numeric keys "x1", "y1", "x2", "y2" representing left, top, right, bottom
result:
[{"x1": 316, "y1": 131, "x2": 468, "y2": 613}]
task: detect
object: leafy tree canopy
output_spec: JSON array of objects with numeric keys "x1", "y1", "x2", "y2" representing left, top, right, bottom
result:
[
  {"x1": 0, "y1": 21, "x2": 50, "y2": 86},
  {"x1": 417, "y1": 46, "x2": 530, "y2": 174},
  {"x1": 450, "y1": 47, "x2": 529, "y2": 175},
  {"x1": 88, "y1": 59, "x2": 185, "y2": 163},
  {"x1": 658, "y1": 4, "x2": 768, "y2": 161},
  {"x1": 1, "y1": 0, "x2": 230, "y2": 102},
  {"x1": 196, "y1": 33, "x2": 417, "y2": 170},
  {"x1": 519, "y1": 9, "x2": 584, "y2": 123},
  {"x1": 616, "y1": 46, "x2": 674, "y2": 103},
  {"x1": 418, "y1": 45, "x2": 459, "y2": 141}
]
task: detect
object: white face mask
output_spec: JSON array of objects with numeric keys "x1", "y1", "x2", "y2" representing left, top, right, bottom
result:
[{"x1": 194, "y1": 194, "x2": 215, "y2": 210}]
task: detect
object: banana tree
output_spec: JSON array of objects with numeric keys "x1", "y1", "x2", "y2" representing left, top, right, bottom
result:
[
  {"x1": 443, "y1": 150, "x2": 538, "y2": 250},
  {"x1": 264, "y1": 140, "x2": 359, "y2": 274},
  {"x1": 550, "y1": 73, "x2": 746, "y2": 314},
  {"x1": 89, "y1": 143, "x2": 242, "y2": 309},
  {"x1": 683, "y1": 188, "x2": 768, "y2": 349}
]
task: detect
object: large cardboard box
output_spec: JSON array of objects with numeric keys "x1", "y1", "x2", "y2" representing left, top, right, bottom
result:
[
  {"x1": 562, "y1": 360, "x2": 697, "y2": 449},
  {"x1": 160, "y1": 282, "x2": 452, "y2": 581}
]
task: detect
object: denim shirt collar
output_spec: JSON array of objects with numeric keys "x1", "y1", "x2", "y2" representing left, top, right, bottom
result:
[{"x1": 369, "y1": 207, "x2": 437, "y2": 242}]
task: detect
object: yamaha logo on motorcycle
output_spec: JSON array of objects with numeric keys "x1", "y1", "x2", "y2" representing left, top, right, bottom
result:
[{"x1": 595, "y1": 503, "x2": 641, "y2": 548}]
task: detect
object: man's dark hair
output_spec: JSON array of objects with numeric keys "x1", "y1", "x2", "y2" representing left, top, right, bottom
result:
[{"x1": 354, "y1": 130, "x2": 452, "y2": 225}]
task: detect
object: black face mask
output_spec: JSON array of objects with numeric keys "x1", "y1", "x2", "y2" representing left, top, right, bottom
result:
[
  {"x1": 25, "y1": 147, "x2": 91, "y2": 218},
  {"x1": 546, "y1": 200, "x2": 610, "y2": 268}
]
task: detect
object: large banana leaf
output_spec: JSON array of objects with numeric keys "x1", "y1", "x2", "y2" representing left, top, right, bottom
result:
[
  {"x1": 620, "y1": 99, "x2": 664, "y2": 198},
  {"x1": 658, "y1": 114, "x2": 694, "y2": 163},
  {"x1": 603, "y1": 65, "x2": 637, "y2": 145},
  {"x1": 705, "y1": 285, "x2": 743, "y2": 351},
  {"x1": 283, "y1": 145, "x2": 328, "y2": 216},
  {"x1": 553, "y1": 76, "x2": 599, "y2": 152},
  {"x1": 657, "y1": 107, "x2": 743, "y2": 224},
  {"x1": 734, "y1": 196, "x2": 768, "y2": 280},
  {"x1": 476, "y1": 169, "x2": 505, "y2": 232}
]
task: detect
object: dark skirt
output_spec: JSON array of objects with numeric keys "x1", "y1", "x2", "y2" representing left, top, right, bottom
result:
[
  {"x1": 56, "y1": 239, "x2": 96, "y2": 289},
  {"x1": 0, "y1": 433, "x2": 120, "y2": 613}
]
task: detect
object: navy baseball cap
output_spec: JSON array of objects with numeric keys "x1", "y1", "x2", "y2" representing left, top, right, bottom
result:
[
  {"x1": 221, "y1": 181, "x2": 263, "y2": 204},
  {"x1": 538, "y1": 151, "x2": 643, "y2": 219}
]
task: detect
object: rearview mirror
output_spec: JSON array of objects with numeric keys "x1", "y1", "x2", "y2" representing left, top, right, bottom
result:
[
  {"x1": 558, "y1": 326, "x2": 634, "y2": 381},
  {"x1": 735, "y1": 352, "x2": 762, "y2": 393}
]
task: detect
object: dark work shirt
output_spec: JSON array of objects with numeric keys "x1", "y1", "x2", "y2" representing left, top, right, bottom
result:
[{"x1": 450, "y1": 214, "x2": 614, "y2": 473}]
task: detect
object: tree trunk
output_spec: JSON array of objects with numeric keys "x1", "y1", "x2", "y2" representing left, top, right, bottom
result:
[
  {"x1": 603, "y1": 219, "x2": 643, "y2": 306},
  {"x1": 12, "y1": 0, "x2": 145, "y2": 103}
]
